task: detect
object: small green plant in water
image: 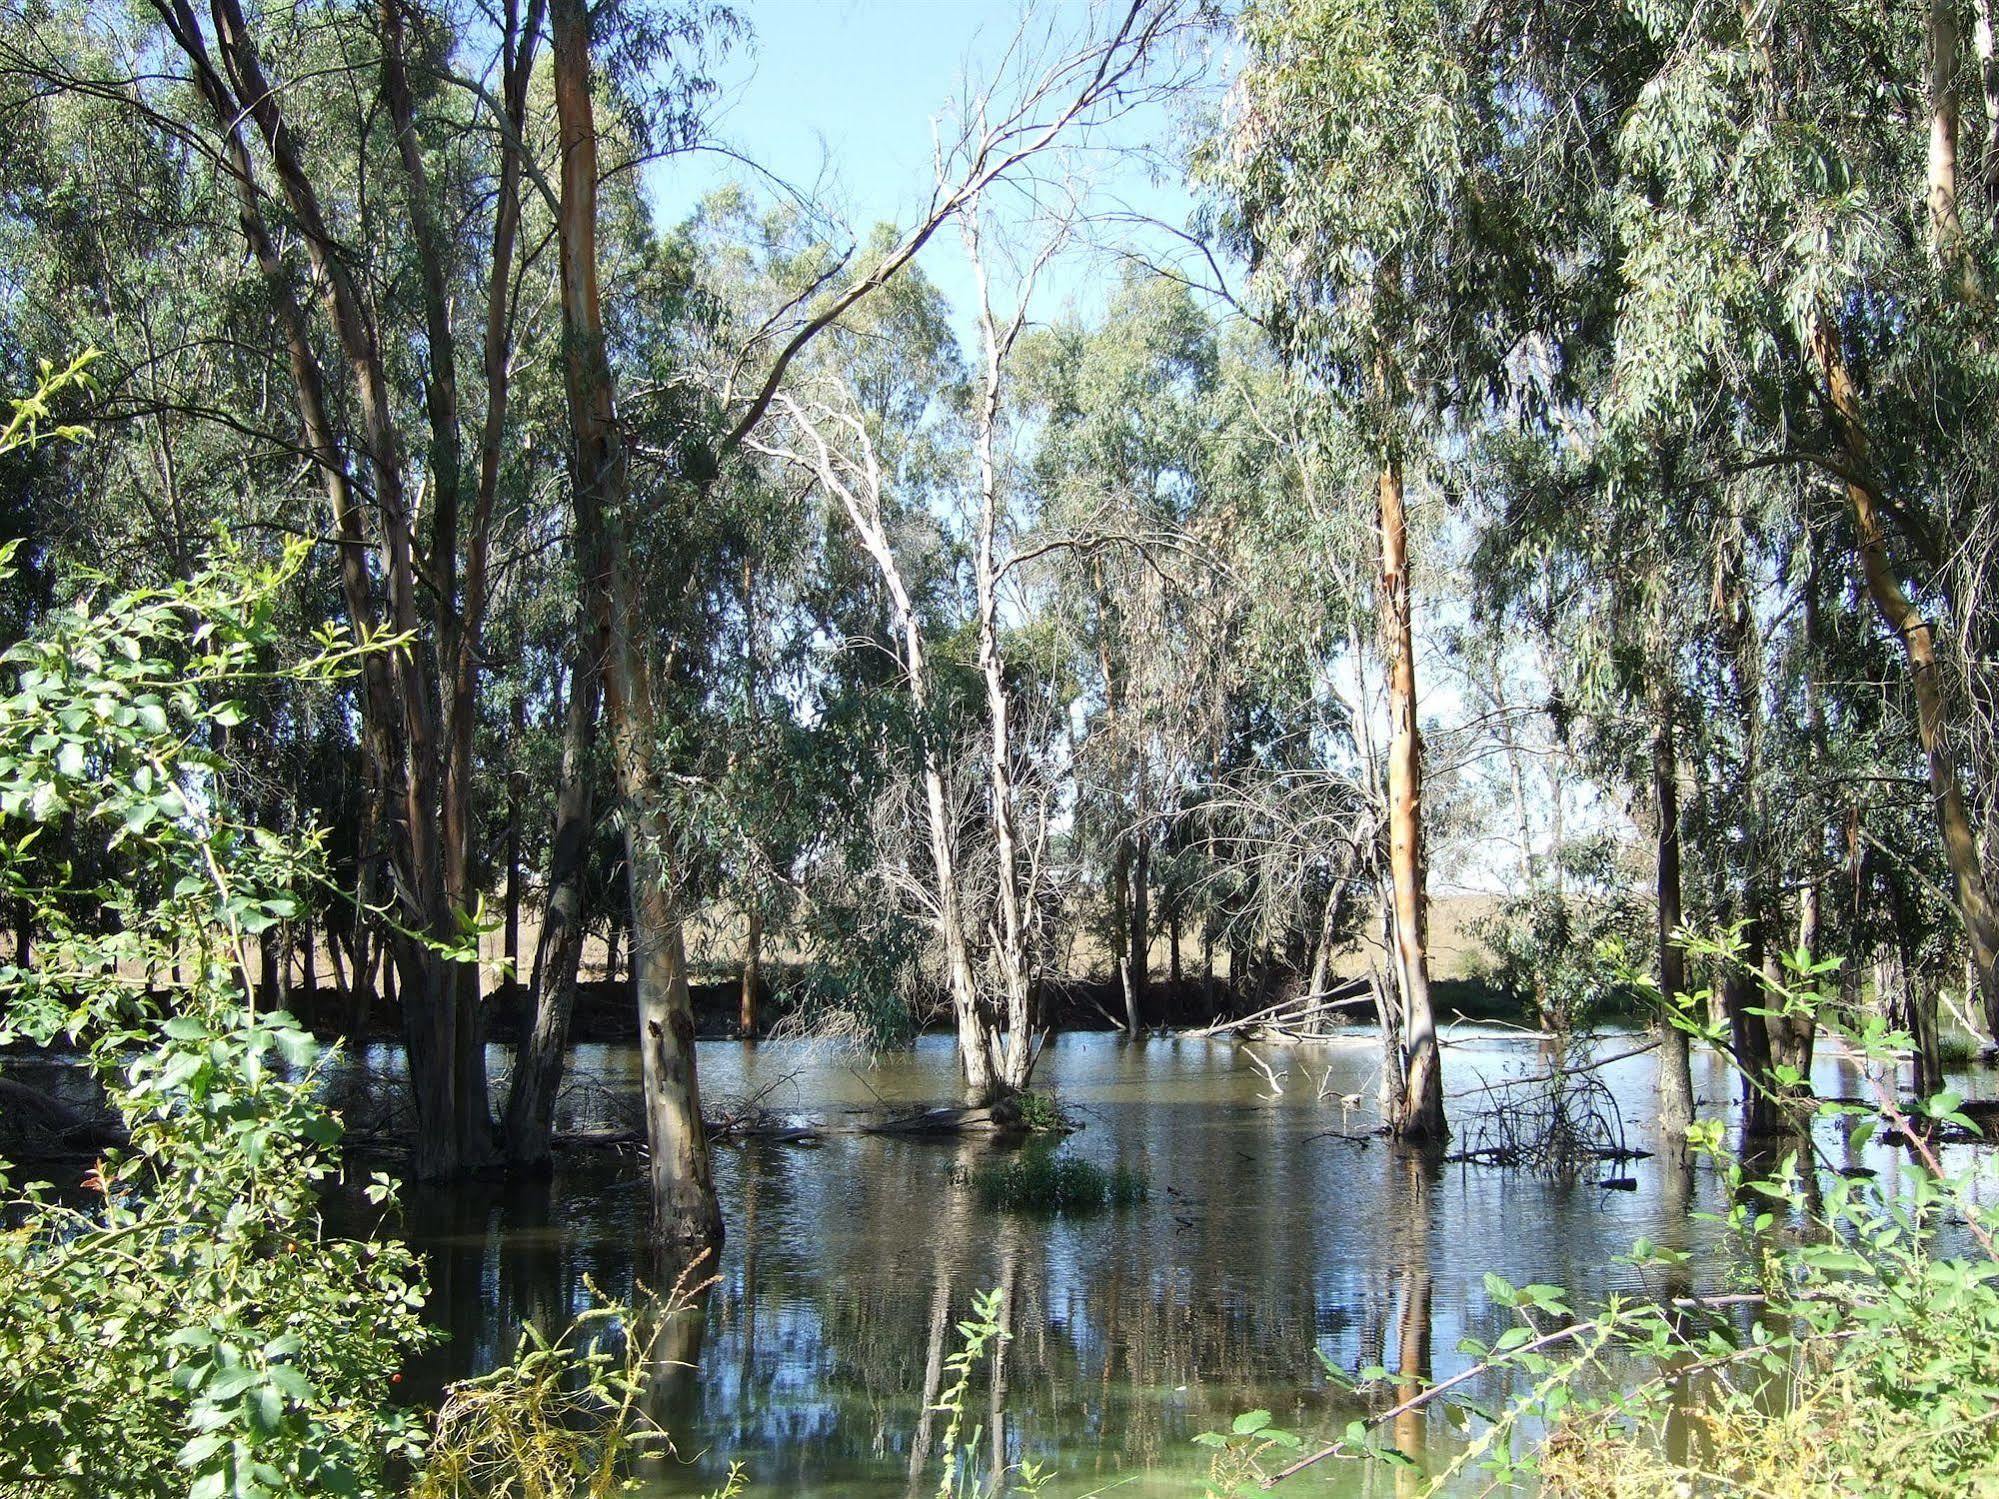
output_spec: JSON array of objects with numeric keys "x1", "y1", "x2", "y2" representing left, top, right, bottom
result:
[
  {"x1": 1937, "y1": 1026, "x2": 1981, "y2": 1067},
  {"x1": 1193, "y1": 1409, "x2": 1304, "y2": 1497},
  {"x1": 969, "y1": 1151, "x2": 1146, "y2": 1212},
  {"x1": 924, "y1": 1287, "x2": 1049, "y2": 1499},
  {"x1": 1009, "y1": 1089, "x2": 1068, "y2": 1132}
]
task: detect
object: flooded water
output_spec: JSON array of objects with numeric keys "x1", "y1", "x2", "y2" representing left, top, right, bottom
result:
[{"x1": 340, "y1": 1029, "x2": 1985, "y2": 1497}]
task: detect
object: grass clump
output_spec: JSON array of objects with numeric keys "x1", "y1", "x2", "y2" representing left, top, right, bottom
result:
[
  {"x1": 969, "y1": 1151, "x2": 1145, "y2": 1212},
  {"x1": 1937, "y1": 1027, "x2": 1982, "y2": 1066},
  {"x1": 1010, "y1": 1089, "x2": 1069, "y2": 1132}
]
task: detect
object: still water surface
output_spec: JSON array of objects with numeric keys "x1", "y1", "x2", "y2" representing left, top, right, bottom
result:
[{"x1": 349, "y1": 1029, "x2": 1968, "y2": 1497}]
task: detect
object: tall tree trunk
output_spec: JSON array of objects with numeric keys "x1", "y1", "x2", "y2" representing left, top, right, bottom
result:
[
  {"x1": 1808, "y1": 316, "x2": 1999, "y2": 1030},
  {"x1": 157, "y1": 0, "x2": 491, "y2": 1176},
  {"x1": 1306, "y1": 881, "x2": 1342, "y2": 1000},
  {"x1": 1771, "y1": 535, "x2": 1829, "y2": 1081},
  {"x1": 300, "y1": 909, "x2": 318, "y2": 1028},
  {"x1": 1931, "y1": 0, "x2": 1989, "y2": 301},
  {"x1": 1092, "y1": 570, "x2": 1143, "y2": 1039},
  {"x1": 1888, "y1": 873, "x2": 1946, "y2": 1100},
  {"x1": 739, "y1": 556, "x2": 762, "y2": 1040},
  {"x1": 1127, "y1": 823, "x2": 1151, "y2": 1032},
  {"x1": 1725, "y1": 928, "x2": 1778, "y2": 1135},
  {"x1": 505, "y1": 697, "x2": 523, "y2": 1005},
  {"x1": 503, "y1": 647, "x2": 602, "y2": 1169},
  {"x1": 551, "y1": 0, "x2": 719, "y2": 1249},
  {"x1": 1651, "y1": 699, "x2": 1697, "y2": 1140},
  {"x1": 740, "y1": 907, "x2": 763, "y2": 1039},
  {"x1": 1110, "y1": 839, "x2": 1138, "y2": 1034},
  {"x1": 1379, "y1": 451, "x2": 1444, "y2": 1144},
  {"x1": 1497, "y1": 702, "x2": 1553, "y2": 1030},
  {"x1": 1976, "y1": 0, "x2": 1999, "y2": 209},
  {"x1": 1719, "y1": 522, "x2": 1780, "y2": 1135},
  {"x1": 973, "y1": 372, "x2": 1035, "y2": 1091}
]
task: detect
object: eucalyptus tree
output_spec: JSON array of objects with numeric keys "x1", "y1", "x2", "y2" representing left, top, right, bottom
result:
[
  {"x1": 1020, "y1": 271, "x2": 1226, "y2": 1028},
  {"x1": 0, "y1": 0, "x2": 586, "y2": 1174},
  {"x1": 1213, "y1": 0, "x2": 1555, "y2": 1141},
  {"x1": 1599, "y1": 0, "x2": 1999, "y2": 1032},
  {"x1": 1469, "y1": 420, "x2": 1774, "y2": 1132},
  {"x1": 1176, "y1": 340, "x2": 1382, "y2": 1010},
  {"x1": 745, "y1": 220, "x2": 1067, "y2": 1102}
]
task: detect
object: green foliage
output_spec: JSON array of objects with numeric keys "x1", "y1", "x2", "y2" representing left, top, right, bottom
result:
[
  {"x1": 410, "y1": 1287, "x2": 699, "y2": 1499},
  {"x1": 0, "y1": 349, "x2": 97, "y2": 454},
  {"x1": 1009, "y1": 1089, "x2": 1067, "y2": 1133},
  {"x1": 1472, "y1": 844, "x2": 1650, "y2": 1031},
  {"x1": 1278, "y1": 942, "x2": 1999, "y2": 1495},
  {"x1": 1192, "y1": 1409, "x2": 1305, "y2": 1498},
  {"x1": 0, "y1": 538, "x2": 434, "y2": 1498},
  {"x1": 967, "y1": 1150, "x2": 1146, "y2": 1213}
]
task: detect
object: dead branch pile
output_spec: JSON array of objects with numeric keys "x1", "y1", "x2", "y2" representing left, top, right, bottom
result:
[
  {"x1": 1450, "y1": 1060, "x2": 1639, "y2": 1184},
  {"x1": 1182, "y1": 979, "x2": 1374, "y2": 1042}
]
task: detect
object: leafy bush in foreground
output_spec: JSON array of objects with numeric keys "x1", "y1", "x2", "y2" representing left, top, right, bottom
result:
[{"x1": 0, "y1": 534, "x2": 438, "y2": 1498}]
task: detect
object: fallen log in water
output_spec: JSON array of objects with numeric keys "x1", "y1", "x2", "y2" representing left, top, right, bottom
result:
[
  {"x1": 0, "y1": 1076, "x2": 125, "y2": 1156},
  {"x1": 863, "y1": 1104, "x2": 1012, "y2": 1135}
]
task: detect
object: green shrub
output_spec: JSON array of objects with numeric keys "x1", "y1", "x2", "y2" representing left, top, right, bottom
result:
[
  {"x1": 1936, "y1": 1027, "x2": 1981, "y2": 1066},
  {"x1": 0, "y1": 539, "x2": 440, "y2": 1497},
  {"x1": 969, "y1": 1151, "x2": 1146, "y2": 1212},
  {"x1": 411, "y1": 1275, "x2": 720, "y2": 1499},
  {"x1": 1011, "y1": 1089, "x2": 1069, "y2": 1132}
]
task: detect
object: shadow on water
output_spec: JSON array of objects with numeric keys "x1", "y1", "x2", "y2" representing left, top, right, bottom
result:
[{"x1": 326, "y1": 1030, "x2": 1999, "y2": 1498}]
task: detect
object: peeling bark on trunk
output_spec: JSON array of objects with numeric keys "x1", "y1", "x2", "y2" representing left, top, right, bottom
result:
[
  {"x1": 1378, "y1": 452, "x2": 1444, "y2": 1144},
  {"x1": 552, "y1": 0, "x2": 719, "y2": 1248},
  {"x1": 1651, "y1": 698, "x2": 1697, "y2": 1140}
]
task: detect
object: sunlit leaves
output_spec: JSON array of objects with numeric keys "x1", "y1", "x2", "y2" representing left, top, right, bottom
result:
[{"x1": 0, "y1": 541, "x2": 432, "y2": 1498}]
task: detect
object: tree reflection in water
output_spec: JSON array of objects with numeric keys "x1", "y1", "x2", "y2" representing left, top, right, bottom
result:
[{"x1": 328, "y1": 1030, "x2": 1929, "y2": 1497}]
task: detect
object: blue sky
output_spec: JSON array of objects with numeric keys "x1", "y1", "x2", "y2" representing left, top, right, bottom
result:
[{"x1": 647, "y1": 0, "x2": 1217, "y2": 343}]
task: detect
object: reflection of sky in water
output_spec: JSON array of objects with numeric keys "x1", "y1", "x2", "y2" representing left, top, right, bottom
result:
[{"x1": 319, "y1": 1031, "x2": 1999, "y2": 1497}]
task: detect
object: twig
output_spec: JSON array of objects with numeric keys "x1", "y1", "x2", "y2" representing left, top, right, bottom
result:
[{"x1": 1443, "y1": 1038, "x2": 1660, "y2": 1100}]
